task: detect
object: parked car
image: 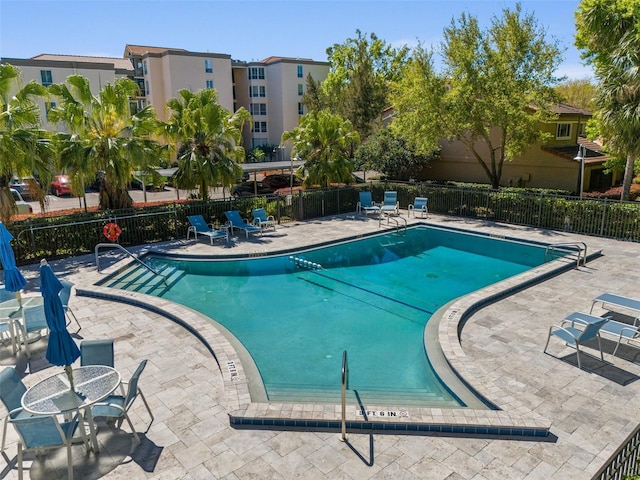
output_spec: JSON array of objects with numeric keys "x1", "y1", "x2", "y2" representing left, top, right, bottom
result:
[
  {"x1": 261, "y1": 174, "x2": 301, "y2": 190},
  {"x1": 50, "y1": 175, "x2": 72, "y2": 196},
  {"x1": 231, "y1": 181, "x2": 274, "y2": 198},
  {"x1": 10, "y1": 188, "x2": 33, "y2": 215},
  {"x1": 10, "y1": 176, "x2": 39, "y2": 200},
  {"x1": 352, "y1": 173, "x2": 365, "y2": 183}
]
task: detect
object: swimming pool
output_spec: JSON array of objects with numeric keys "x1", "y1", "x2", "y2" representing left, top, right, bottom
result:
[{"x1": 105, "y1": 225, "x2": 551, "y2": 407}]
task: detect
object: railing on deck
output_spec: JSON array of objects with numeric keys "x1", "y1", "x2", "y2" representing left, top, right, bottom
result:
[
  {"x1": 593, "y1": 422, "x2": 640, "y2": 480},
  {"x1": 6, "y1": 182, "x2": 640, "y2": 266}
]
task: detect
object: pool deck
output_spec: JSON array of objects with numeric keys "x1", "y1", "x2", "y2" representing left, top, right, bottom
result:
[{"x1": 2, "y1": 212, "x2": 640, "y2": 479}]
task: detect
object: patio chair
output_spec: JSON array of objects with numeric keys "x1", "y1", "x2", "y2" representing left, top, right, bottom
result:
[
  {"x1": 544, "y1": 313, "x2": 609, "y2": 369},
  {"x1": 380, "y1": 191, "x2": 399, "y2": 216},
  {"x1": 187, "y1": 215, "x2": 228, "y2": 245},
  {"x1": 10, "y1": 408, "x2": 87, "y2": 480},
  {"x1": 16, "y1": 304, "x2": 49, "y2": 360},
  {"x1": 590, "y1": 293, "x2": 640, "y2": 321},
  {"x1": 59, "y1": 279, "x2": 81, "y2": 332},
  {"x1": 408, "y1": 197, "x2": 428, "y2": 218},
  {"x1": 566, "y1": 311, "x2": 640, "y2": 357},
  {"x1": 0, "y1": 367, "x2": 37, "y2": 454},
  {"x1": 357, "y1": 191, "x2": 380, "y2": 216},
  {"x1": 252, "y1": 208, "x2": 276, "y2": 232},
  {"x1": 80, "y1": 339, "x2": 115, "y2": 367},
  {"x1": 90, "y1": 359, "x2": 154, "y2": 443},
  {"x1": 224, "y1": 210, "x2": 262, "y2": 238}
]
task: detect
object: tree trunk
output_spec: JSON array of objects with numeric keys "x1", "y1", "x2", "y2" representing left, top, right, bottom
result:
[{"x1": 621, "y1": 152, "x2": 636, "y2": 201}]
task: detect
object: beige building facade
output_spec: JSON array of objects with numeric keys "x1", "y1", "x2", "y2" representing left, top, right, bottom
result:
[{"x1": 2, "y1": 45, "x2": 330, "y2": 158}]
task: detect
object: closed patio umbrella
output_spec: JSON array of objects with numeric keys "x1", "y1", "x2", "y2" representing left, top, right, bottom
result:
[
  {"x1": 0, "y1": 222, "x2": 26, "y2": 303},
  {"x1": 40, "y1": 259, "x2": 80, "y2": 389}
]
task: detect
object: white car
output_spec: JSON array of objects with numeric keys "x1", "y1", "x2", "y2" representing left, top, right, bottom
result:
[{"x1": 10, "y1": 188, "x2": 33, "y2": 215}]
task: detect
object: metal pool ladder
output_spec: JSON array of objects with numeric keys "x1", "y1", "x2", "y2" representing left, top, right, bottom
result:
[
  {"x1": 545, "y1": 242, "x2": 588, "y2": 267},
  {"x1": 379, "y1": 213, "x2": 407, "y2": 233}
]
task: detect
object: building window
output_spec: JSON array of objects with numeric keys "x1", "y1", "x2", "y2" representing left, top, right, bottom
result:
[
  {"x1": 578, "y1": 123, "x2": 586, "y2": 136},
  {"x1": 206, "y1": 80, "x2": 214, "y2": 89},
  {"x1": 253, "y1": 121, "x2": 267, "y2": 133},
  {"x1": 145, "y1": 80, "x2": 150, "y2": 96},
  {"x1": 45, "y1": 101, "x2": 56, "y2": 119},
  {"x1": 249, "y1": 85, "x2": 266, "y2": 97},
  {"x1": 556, "y1": 123, "x2": 571, "y2": 139},
  {"x1": 297, "y1": 65, "x2": 303, "y2": 78},
  {"x1": 248, "y1": 67, "x2": 265, "y2": 80},
  {"x1": 250, "y1": 103, "x2": 267, "y2": 116},
  {"x1": 205, "y1": 59, "x2": 213, "y2": 73},
  {"x1": 252, "y1": 138, "x2": 269, "y2": 147},
  {"x1": 40, "y1": 70, "x2": 53, "y2": 86},
  {"x1": 298, "y1": 84, "x2": 304, "y2": 96},
  {"x1": 298, "y1": 102, "x2": 304, "y2": 115},
  {"x1": 143, "y1": 60, "x2": 148, "y2": 75}
]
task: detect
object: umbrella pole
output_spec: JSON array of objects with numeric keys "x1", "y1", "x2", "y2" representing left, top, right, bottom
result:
[
  {"x1": 15, "y1": 291, "x2": 22, "y2": 307},
  {"x1": 64, "y1": 365, "x2": 75, "y2": 391}
]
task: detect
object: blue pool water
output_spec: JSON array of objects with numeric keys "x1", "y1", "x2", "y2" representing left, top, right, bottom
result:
[{"x1": 110, "y1": 226, "x2": 550, "y2": 406}]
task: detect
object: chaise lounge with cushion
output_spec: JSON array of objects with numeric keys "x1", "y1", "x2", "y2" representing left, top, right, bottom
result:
[{"x1": 187, "y1": 215, "x2": 228, "y2": 245}]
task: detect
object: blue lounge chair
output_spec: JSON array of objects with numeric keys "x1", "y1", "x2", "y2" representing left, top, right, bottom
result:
[
  {"x1": 544, "y1": 312, "x2": 609, "y2": 369},
  {"x1": 59, "y1": 280, "x2": 81, "y2": 332},
  {"x1": 408, "y1": 197, "x2": 428, "y2": 218},
  {"x1": 380, "y1": 191, "x2": 399, "y2": 215},
  {"x1": 590, "y1": 293, "x2": 640, "y2": 321},
  {"x1": 252, "y1": 208, "x2": 276, "y2": 232},
  {"x1": 224, "y1": 210, "x2": 262, "y2": 238},
  {"x1": 357, "y1": 191, "x2": 380, "y2": 216},
  {"x1": 187, "y1": 215, "x2": 228, "y2": 245},
  {"x1": 567, "y1": 311, "x2": 640, "y2": 357}
]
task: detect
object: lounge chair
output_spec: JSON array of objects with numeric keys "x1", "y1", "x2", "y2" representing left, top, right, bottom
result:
[
  {"x1": 590, "y1": 293, "x2": 640, "y2": 321},
  {"x1": 380, "y1": 191, "x2": 399, "y2": 216},
  {"x1": 357, "y1": 191, "x2": 380, "y2": 216},
  {"x1": 187, "y1": 215, "x2": 228, "y2": 245},
  {"x1": 408, "y1": 197, "x2": 428, "y2": 218},
  {"x1": 224, "y1": 210, "x2": 262, "y2": 238},
  {"x1": 566, "y1": 311, "x2": 640, "y2": 357},
  {"x1": 252, "y1": 208, "x2": 276, "y2": 232},
  {"x1": 544, "y1": 312, "x2": 608, "y2": 369}
]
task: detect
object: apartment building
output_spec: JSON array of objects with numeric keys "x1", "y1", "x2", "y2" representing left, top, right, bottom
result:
[{"x1": 1, "y1": 45, "x2": 330, "y2": 158}]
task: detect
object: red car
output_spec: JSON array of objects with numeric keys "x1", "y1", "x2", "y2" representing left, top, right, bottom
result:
[{"x1": 50, "y1": 175, "x2": 72, "y2": 196}]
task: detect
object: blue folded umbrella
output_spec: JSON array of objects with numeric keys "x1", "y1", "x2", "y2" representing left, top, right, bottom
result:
[
  {"x1": 0, "y1": 222, "x2": 26, "y2": 293},
  {"x1": 40, "y1": 260, "x2": 80, "y2": 368}
]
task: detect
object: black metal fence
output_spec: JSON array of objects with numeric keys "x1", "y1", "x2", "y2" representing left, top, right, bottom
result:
[
  {"x1": 5, "y1": 182, "x2": 640, "y2": 266},
  {"x1": 593, "y1": 422, "x2": 640, "y2": 480}
]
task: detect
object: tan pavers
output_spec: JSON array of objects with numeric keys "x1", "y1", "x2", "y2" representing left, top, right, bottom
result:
[{"x1": 1, "y1": 213, "x2": 639, "y2": 478}]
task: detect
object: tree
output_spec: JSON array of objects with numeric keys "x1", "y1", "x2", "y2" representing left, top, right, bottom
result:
[
  {"x1": 354, "y1": 128, "x2": 435, "y2": 180},
  {"x1": 390, "y1": 4, "x2": 563, "y2": 189},
  {"x1": 555, "y1": 78, "x2": 597, "y2": 111},
  {"x1": 0, "y1": 64, "x2": 51, "y2": 221},
  {"x1": 319, "y1": 30, "x2": 410, "y2": 139},
  {"x1": 281, "y1": 109, "x2": 360, "y2": 188},
  {"x1": 576, "y1": 0, "x2": 640, "y2": 201},
  {"x1": 48, "y1": 75, "x2": 160, "y2": 210},
  {"x1": 162, "y1": 89, "x2": 251, "y2": 201}
]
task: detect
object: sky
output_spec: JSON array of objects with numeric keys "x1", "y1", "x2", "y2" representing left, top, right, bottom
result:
[{"x1": 0, "y1": 0, "x2": 592, "y2": 80}]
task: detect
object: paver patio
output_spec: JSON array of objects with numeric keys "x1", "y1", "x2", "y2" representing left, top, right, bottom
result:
[{"x1": 1, "y1": 212, "x2": 639, "y2": 479}]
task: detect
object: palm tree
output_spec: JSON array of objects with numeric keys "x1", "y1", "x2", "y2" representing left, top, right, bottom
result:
[
  {"x1": 281, "y1": 109, "x2": 360, "y2": 188},
  {"x1": 48, "y1": 75, "x2": 161, "y2": 210},
  {"x1": 162, "y1": 89, "x2": 251, "y2": 201},
  {"x1": 0, "y1": 64, "x2": 51, "y2": 221}
]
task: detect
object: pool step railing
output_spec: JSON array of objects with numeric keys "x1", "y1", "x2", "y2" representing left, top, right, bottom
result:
[
  {"x1": 379, "y1": 213, "x2": 407, "y2": 233},
  {"x1": 544, "y1": 242, "x2": 587, "y2": 267},
  {"x1": 95, "y1": 242, "x2": 165, "y2": 278}
]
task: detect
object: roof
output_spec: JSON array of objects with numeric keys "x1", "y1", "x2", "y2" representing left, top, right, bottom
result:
[
  {"x1": 124, "y1": 45, "x2": 188, "y2": 55},
  {"x1": 550, "y1": 103, "x2": 592, "y2": 116},
  {"x1": 543, "y1": 136, "x2": 609, "y2": 165},
  {"x1": 30, "y1": 54, "x2": 133, "y2": 71}
]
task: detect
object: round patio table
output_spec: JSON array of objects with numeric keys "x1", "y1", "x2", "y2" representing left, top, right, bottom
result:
[{"x1": 22, "y1": 365, "x2": 121, "y2": 452}]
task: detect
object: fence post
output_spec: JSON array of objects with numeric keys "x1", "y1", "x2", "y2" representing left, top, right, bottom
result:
[
  {"x1": 600, "y1": 198, "x2": 607, "y2": 237},
  {"x1": 538, "y1": 191, "x2": 543, "y2": 227}
]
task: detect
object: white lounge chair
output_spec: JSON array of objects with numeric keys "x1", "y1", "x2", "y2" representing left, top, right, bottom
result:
[
  {"x1": 357, "y1": 191, "x2": 380, "y2": 216},
  {"x1": 408, "y1": 197, "x2": 428, "y2": 218},
  {"x1": 544, "y1": 312, "x2": 608, "y2": 369},
  {"x1": 252, "y1": 208, "x2": 276, "y2": 232},
  {"x1": 380, "y1": 191, "x2": 399, "y2": 216},
  {"x1": 187, "y1": 215, "x2": 228, "y2": 245}
]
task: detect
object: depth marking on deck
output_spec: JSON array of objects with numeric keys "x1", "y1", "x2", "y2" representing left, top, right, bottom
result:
[
  {"x1": 356, "y1": 409, "x2": 409, "y2": 418},
  {"x1": 226, "y1": 361, "x2": 239, "y2": 380}
]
